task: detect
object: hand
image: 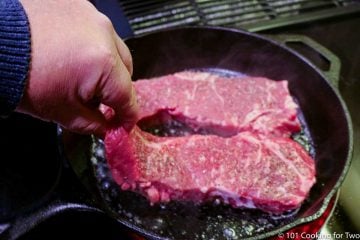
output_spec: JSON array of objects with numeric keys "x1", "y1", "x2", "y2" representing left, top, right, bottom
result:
[{"x1": 17, "y1": 0, "x2": 138, "y2": 137}]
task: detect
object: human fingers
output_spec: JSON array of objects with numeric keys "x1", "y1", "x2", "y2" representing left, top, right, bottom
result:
[
  {"x1": 100, "y1": 55, "x2": 139, "y2": 131},
  {"x1": 114, "y1": 34, "x2": 133, "y2": 76},
  {"x1": 60, "y1": 105, "x2": 108, "y2": 137}
]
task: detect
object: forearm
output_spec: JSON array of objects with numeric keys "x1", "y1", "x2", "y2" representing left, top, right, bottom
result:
[{"x1": 0, "y1": 0, "x2": 31, "y2": 117}]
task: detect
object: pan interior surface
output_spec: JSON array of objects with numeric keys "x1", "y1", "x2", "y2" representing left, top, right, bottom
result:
[
  {"x1": 90, "y1": 67, "x2": 319, "y2": 240},
  {"x1": 91, "y1": 138, "x2": 300, "y2": 240}
]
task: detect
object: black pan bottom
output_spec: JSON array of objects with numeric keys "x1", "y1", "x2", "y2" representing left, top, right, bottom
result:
[{"x1": 89, "y1": 68, "x2": 316, "y2": 240}]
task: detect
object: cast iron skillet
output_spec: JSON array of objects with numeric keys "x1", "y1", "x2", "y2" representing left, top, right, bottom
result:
[{"x1": 1, "y1": 27, "x2": 353, "y2": 240}]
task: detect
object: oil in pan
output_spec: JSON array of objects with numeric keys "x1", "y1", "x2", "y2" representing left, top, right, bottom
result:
[{"x1": 89, "y1": 68, "x2": 316, "y2": 240}]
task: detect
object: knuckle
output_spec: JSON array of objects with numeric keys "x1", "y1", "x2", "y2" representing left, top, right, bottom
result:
[
  {"x1": 97, "y1": 13, "x2": 113, "y2": 30},
  {"x1": 89, "y1": 46, "x2": 117, "y2": 71}
]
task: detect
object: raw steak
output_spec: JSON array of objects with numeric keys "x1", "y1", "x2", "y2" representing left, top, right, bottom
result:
[
  {"x1": 105, "y1": 126, "x2": 316, "y2": 213},
  {"x1": 104, "y1": 71, "x2": 316, "y2": 213},
  {"x1": 134, "y1": 71, "x2": 301, "y2": 137}
]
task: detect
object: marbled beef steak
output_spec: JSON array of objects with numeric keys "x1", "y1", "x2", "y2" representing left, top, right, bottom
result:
[
  {"x1": 105, "y1": 126, "x2": 315, "y2": 213},
  {"x1": 104, "y1": 71, "x2": 316, "y2": 213},
  {"x1": 134, "y1": 71, "x2": 301, "y2": 137}
]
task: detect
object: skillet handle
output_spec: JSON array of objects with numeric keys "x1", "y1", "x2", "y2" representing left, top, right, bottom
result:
[
  {"x1": 4, "y1": 201, "x2": 101, "y2": 240},
  {"x1": 269, "y1": 34, "x2": 341, "y2": 89},
  {"x1": 2, "y1": 167, "x2": 102, "y2": 240}
]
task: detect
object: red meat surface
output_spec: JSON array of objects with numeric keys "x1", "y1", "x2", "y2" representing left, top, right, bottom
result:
[
  {"x1": 104, "y1": 71, "x2": 316, "y2": 213},
  {"x1": 134, "y1": 71, "x2": 301, "y2": 137},
  {"x1": 105, "y1": 126, "x2": 315, "y2": 213}
]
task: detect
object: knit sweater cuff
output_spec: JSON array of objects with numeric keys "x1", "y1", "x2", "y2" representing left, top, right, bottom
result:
[{"x1": 0, "y1": 0, "x2": 31, "y2": 117}]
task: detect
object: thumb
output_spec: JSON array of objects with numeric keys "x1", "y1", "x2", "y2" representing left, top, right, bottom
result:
[{"x1": 63, "y1": 105, "x2": 108, "y2": 137}]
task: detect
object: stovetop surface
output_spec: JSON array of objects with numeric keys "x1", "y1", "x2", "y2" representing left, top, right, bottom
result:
[{"x1": 5, "y1": 3, "x2": 360, "y2": 240}]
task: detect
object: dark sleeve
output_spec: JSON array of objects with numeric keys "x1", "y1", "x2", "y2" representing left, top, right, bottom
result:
[{"x1": 0, "y1": 0, "x2": 31, "y2": 117}]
